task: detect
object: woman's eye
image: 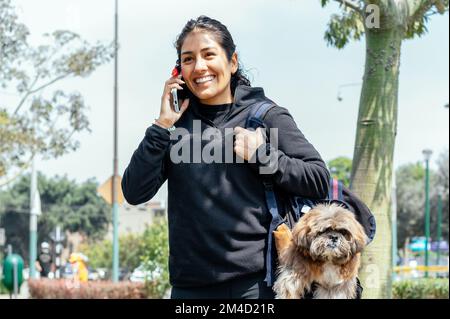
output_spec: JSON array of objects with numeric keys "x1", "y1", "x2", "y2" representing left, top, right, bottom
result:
[
  {"x1": 206, "y1": 52, "x2": 215, "y2": 57},
  {"x1": 182, "y1": 57, "x2": 192, "y2": 63}
]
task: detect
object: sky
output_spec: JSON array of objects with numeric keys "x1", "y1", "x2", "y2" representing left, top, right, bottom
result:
[{"x1": 1, "y1": 0, "x2": 449, "y2": 202}]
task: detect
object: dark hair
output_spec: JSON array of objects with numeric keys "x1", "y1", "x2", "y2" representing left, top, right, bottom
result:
[{"x1": 174, "y1": 15, "x2": 251, "y2": 96}]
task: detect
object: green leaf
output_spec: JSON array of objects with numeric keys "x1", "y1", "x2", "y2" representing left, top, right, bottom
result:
[
  {"x1": 321, "y1": 0, "x2": 331, "y2": 7},
  {"x1": 324, "y1": 11, "x2": 365, "y2": 49}
]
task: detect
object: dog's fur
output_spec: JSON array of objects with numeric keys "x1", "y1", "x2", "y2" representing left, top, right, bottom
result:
[{"x1": 273, "y1": 203, "x2": 367, "y2": 299}]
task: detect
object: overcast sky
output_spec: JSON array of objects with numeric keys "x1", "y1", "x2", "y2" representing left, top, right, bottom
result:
[{"x1": 2, "y1": 0, "x2": 449, "y2": 202}]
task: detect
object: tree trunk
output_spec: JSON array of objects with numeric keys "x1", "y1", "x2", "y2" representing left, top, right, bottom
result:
[{"x1": 351, "y1": 23, "x2": 404, "y2": 298}]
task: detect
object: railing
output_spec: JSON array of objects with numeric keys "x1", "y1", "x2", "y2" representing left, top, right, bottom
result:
[{"x1": 394, "y1": 265, "x2": 449, "y2": 272}]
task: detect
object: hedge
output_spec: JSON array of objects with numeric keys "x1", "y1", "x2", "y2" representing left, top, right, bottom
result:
[
  {"x1": 28, "y1": 279, "x2": 147, "y2": 299},
  {"x1": 392, "y1": 278, "x2": 449, "y2": 299}
]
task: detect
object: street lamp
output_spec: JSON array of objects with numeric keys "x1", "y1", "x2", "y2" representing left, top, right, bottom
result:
[
  {"x1": 422, "y1": 149, "x2": 433, "y2": 278},
  {"x1": 436, "y1": 186, "x2": 444, "y2": 266},
  {"x1": 336, "y1": 82, "x2": 362, "y2": 102},
  {"x1": 111, "y1": 0, "x2": 120, "y2": 283}
]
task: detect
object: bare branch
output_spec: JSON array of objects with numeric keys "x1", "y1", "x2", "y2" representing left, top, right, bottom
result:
[
  {"x1": 27, "y1": 74, "x2": 69, "y2": 95},
  {"x1": 13, "y1": 74, "x2": 39, "y2": 116},
  {"x1": 13, "y1": 73, "x2": 69, "y2": 115},
  {"x1": 334, "y1": 0, "x2": 364, "y2": 14}
]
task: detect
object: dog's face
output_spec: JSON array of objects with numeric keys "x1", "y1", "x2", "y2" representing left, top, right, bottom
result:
[{"x1": 291, "y1": 204, "x2": 367, "y2": 264}]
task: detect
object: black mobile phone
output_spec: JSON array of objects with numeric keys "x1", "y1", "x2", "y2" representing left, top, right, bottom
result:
[{"x1": 171, "y1": 63, "x2": 189, "y2": 112}]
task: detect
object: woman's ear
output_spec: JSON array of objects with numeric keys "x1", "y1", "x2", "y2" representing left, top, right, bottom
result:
[{"x1": 231, "y1": 52, "x2": 238, "y2": 74}]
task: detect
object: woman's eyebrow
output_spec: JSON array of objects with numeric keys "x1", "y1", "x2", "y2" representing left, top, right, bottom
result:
[{"x1": 181, "y1": 47, "x2": 216, "y2": 56}]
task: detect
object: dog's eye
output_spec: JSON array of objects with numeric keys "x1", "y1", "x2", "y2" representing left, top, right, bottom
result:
[{"x1": 338, "y1": 229, "x2": 351, "y2": 240}]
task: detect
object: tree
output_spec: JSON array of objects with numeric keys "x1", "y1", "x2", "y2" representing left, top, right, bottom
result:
[
  {"x1": 430, "y1": 150, "x2": 449, "y2": 243},
  {"x1": 319, "y1": 0, "x2": 449, "y2": 298},
  {"x1": 396, "y1": 162, "x2": 427, "y2": 247},
  {"x1": 0, "y1": 173, "x2": 110, "y2": 261},
  {"x1": 327, "y1": 156, "x2": 353, "y2": 186},
  {"x1": 395, "y1": 151, "x2": 448, "y2": 251},
  {"x1": 0, "y1": 0, "x2": 113, "y2": 185}
]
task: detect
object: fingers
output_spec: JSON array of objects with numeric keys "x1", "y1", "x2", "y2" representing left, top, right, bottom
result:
[
  {"x1": 167, "y1": 82, "x2": 184, "y2": 91},
  {"x1": 179, "y1": 98, "x2": 190, "y2": 113},
  {"x1": 234, "y1": 126, "x2": 245, "y2": 134},
  {"x1": 163, "y1": 76, "x2": 185, "y2": 97},
  {"x1": 166, "y1": 75, "x2": 185, "y2": 85}
]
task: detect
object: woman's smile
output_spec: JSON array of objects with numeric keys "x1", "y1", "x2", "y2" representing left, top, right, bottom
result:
[{"x1": 194, "y1": 75, "x2": 216, "y2": 86}]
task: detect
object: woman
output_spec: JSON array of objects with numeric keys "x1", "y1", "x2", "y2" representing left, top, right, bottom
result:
[{"x1": 122, "y1": 15, "x2": 329, "y2": 299}]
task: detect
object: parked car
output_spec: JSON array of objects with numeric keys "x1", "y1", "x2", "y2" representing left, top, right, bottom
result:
[{"x1": 129, "y1": 264, "x2": 162, "y2": 283}]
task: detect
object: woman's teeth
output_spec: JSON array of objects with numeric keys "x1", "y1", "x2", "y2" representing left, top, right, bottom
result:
[{"x1": 195, "y1": 75, "x2": 215, "y2": 84}]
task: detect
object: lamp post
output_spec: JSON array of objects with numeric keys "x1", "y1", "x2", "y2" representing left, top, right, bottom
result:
[
  {"x1": 111, "y1": 0, "x2": 120, "y2": 282},
  {"x1": 336, "y1": 82, "x2": 362, "y2": 102},
  {"x1": 392, "y1": 173, "x2": 398, "y2": 270},
  {"x1": 422, "y1": 149, "x2": 432, "y2": 278},
  {"x1": 436, "y1": 188, "x2": 443, "y2": 266}
]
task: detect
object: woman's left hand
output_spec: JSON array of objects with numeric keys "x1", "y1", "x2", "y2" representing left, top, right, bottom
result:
[{"x1": 234, "y1": 127, "x2": 265, "y2": 161}]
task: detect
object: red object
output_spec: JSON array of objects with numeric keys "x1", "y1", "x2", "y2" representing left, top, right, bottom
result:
[
  {"x1": 332, "y1": 178, "x2": 339, "y2": 200},
  {"x1": 171, "y1": 66, "x2": 179, "y2": 77}
]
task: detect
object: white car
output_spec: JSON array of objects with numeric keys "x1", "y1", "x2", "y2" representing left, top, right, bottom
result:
[{"x1": 129, "y1": 265, "x2": 162, "y2": 283}]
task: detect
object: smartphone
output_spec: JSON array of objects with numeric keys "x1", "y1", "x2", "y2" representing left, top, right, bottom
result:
[
  {"x1": 171, "y1": 63, "x2": 189, "y2": 113},
  {"x1": 171, "y1": 88, "x2": 181, "y2": 113}
]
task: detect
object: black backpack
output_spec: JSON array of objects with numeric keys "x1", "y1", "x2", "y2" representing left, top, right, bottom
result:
[{"x1": 245, "y1": 101, "x2": 377, "y2": 287}]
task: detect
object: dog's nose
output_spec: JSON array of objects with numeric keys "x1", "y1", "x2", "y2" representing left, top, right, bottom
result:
[{"x1": 330, "y1": 235, "x2": 338, "y2": 242}]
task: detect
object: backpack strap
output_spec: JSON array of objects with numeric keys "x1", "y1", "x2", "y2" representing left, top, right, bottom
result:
[
  {"x1": 245, "y1": 101, "x2": 279, "y2": 287},
  {"x1": 245, "y1": 101, "x2": 276, "y2": 130},
  {"x1": 261, "y1": 179, "x2": 283, "y2": 287}
]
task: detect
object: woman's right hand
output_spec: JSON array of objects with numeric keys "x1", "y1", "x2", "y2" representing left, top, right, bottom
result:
[{"x1": 157, "y1": 74, "x2": 190, "y2": 128}]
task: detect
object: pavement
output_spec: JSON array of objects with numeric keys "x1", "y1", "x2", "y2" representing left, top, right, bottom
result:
[{"x1": 0, "y1": 281, "x2": 29, "y2": 299}]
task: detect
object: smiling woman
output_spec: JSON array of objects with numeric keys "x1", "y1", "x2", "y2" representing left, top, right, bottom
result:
[{"x1": 121, "y1": 15, "x2": 330, "y2": 300}]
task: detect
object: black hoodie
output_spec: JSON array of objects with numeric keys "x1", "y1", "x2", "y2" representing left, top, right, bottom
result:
[{"x1": 122, "y1": 85, "x2": 330, "y2": 287}]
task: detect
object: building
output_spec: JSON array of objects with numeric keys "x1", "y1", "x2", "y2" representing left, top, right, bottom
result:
[{"x1": 105, "y1": 199, "x2": 166, "y2": 240}]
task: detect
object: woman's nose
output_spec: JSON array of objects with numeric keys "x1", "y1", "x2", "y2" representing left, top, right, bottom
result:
[{"x1": 194, "y1": 58, "x2": 208, "y2": 72}]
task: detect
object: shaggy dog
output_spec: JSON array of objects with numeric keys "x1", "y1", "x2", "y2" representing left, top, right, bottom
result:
[{"x1": 273, "y1": 203, "x2": 367, "y2": 299}]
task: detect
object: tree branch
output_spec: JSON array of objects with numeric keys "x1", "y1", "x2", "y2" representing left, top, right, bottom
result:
[
  {"x1": 28, "y1": 74, "x2": 69, "y2": 95},
  {"x1": 334, "y1": 0, "x2": 364, "y2": 14},
  {"x1": 0, "y1": 155, "x2": 33, "y2": 188},
  {"x1": 13, "y1": 74, "x2": 39, "y2": 116},
  {"x1": 13, "y1": 73, "x2": 69, "y2": 115},
  {"x1": 407, "y1": 0, "x2": 446, "y2": 21}
]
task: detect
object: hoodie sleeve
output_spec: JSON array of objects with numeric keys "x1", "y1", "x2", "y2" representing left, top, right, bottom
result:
[
  {"x1": 249, "y1": 106, "x2": 330, "y2": 199},
  {"x1": 121, "y1": 124, "x2": 171, "y2": 205}
]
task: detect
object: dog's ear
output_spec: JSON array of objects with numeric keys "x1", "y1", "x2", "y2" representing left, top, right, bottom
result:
[
  {"x1": 292, "y1": 222, "x2": 311, "y2": 249},
  {"x1": 350, "y1": 227, "x2": 368, "y2": 254}
]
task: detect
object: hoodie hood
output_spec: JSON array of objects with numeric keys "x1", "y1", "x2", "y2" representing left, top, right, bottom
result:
[{"x1": 189, "y1": 85, "x2": 271, "y2": 125}]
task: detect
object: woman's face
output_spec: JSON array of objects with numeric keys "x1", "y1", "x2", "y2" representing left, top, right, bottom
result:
[{"x1": 180, "y1": 31, "x2": 238, "y2": 105}]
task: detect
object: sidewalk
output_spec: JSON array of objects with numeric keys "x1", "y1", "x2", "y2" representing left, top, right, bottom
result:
[{"x1": 0, "y1": 281, "x2": 29, "y2": 299}]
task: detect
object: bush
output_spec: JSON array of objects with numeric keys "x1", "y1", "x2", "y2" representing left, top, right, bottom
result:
[
  {"x1": 79, "y1": 233, "x2": 143, "y2": 272},
  {"x1": 78, "y1": 218, "x2": 170, "y2": 298},
  {"x1": 0, "y1": 280, "x2": 10, "y2": 294},
  {"x1": 392, "y1": 279, "x2": 449, "y2": 299},
  {"x1": 140, "y1": 219, "x2": 170, "y2": 298},
  {"x1": 28, "y1": 279, "x2": 147, "y2": 299}
]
